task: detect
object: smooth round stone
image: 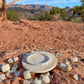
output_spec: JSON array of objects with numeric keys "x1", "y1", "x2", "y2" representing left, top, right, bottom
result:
[
  {"x1": 22, "y1": 51, "x2": 57, "y2": 73},
  {"x1": 23, "y1": 70, "x2": 31, "y2": 79},
  {"x1": 14, "y1": 71, "x2": 19, "y2": 76},
  {"x1": 33, "y1": 78, "x2": 42, "y2": 84},
  {"x1": 23, "y1": 80, "x2": 31, "y2": 84},
  {"x1": 41, "y1": 75, "x2": 50, "y2": 84},
  {"x1": 8, "y1": 58, "x2": 13, "y2": 63},
  {"x1": 13, "y1": 57, "x2": 19, "y2": 62},
  {"x1": 71, "y1": 57, "x2": 78, "y2": 62},
  {"x1": 1, "y1": 64, "x2": 10, "y2": 72},
  {"x1": 73, "y1": 74, "x2": 78, "y2": 80},
  {"x1": 0, "y1": 74, "x2": 5, "y2": 80}
]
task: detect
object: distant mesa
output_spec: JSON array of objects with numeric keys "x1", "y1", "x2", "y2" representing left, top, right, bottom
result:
[{"x1": 11, "y1": 4, "x2": 53, "y2": 10}]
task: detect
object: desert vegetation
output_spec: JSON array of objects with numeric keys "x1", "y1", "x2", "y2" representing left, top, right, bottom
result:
[
  {"x1": 39, "y1": 6, "x2": 84, "y2": 22},
  {"x1": 0, "y1": 0, "x2": 84, "y2": 23},
  {"x1": 0, "y1": 0, "x2": 19, "y2": 21},
  {"x1": 6, "y1": 5, "x2": 84, "y2": 23},
  {"x1": 6, "y1": 10, "x2": 19, "y2": 21}
]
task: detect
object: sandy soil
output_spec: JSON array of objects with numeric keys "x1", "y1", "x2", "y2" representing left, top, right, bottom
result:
[{"x1": 0, "y1": 19, "x2": 84, "y2": 84}]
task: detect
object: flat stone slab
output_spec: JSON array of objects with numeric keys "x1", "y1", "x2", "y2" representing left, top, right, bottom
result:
[{"x1": 22, "y1": 51, "x2": 57, "y2": 73}]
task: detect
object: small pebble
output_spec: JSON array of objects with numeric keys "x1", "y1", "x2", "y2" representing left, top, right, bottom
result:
[
  {"x1": 23, "y1": 80, "x2": 31, "y2": 84},
  {"x1": 13, "y1": 57, "x2": 19, "y2": 62},
  {"x1": 35, "y1": 49, "x2": 39, "y2": 51},
  {"x1": 41, "y1": 75, "x2": 50, "y2": 84},
  {"x1": 55, "y1": 53, "x2": 60, "y2": 57},
  {"x1": 59, "y1": 63, "x2": 72, "y2": 71},
  {"x1": 66, "y1": 61, "x2": 70, "y2": 65},
  {"x1": 33, "y1": 78, "x2": 42, "y2": 84},
  {"x1": 66, "y1": 65, "x2": 72, "y2": 71},
  {"x1": 23, "y1": 70, "x2": 31, "y2": 79},
  {"x1": 1, "y1": 64, "x2": 10, "y2": 72},
  {"x1": 59, "y1": 53, "x2": 63, "y2": 56},
  {"x1": 12, "y1": 64, "x2": 18, "y2": 70},
  {"x1": 71, "y1": 57, "x2": 78, "y2": 63},
  {"x1": 0, "y1": 74, "x2": 5, "y2": 80},
  {"x1": 14, "y1": 71, "x2": 19, "y2": 76},
  {"x1": 73, "y1": 74, "x2": 78, "y2": 80},
  {"x1": 59, "y1": 63, "x2": 67, "y2": 69},
  {"x1": 8, "y1": 58, "x2": 13, "y2": 63}
]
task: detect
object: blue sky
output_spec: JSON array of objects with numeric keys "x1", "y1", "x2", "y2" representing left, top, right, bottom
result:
[{"x1": 7, "y1": 0, "x2": 82, "y2": 8}]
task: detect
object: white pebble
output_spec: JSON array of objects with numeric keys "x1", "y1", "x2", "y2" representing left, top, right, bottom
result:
[
  {"x1": 73, "y1": 74, "x2": 78, "y2": 80},
  {"x1": 0, "y1": 74, "x2": 5, "y2": 80},
  {"x1": 13, "y1": 57, "x2": 19, "y2": 62},
  {"x1": 23, "y1": 70, "x2": 31, "y2": 79},
  {"x1": 59, "y1": 63, "x2": 67, "y2": 69},
  {"x1": 33, "y1": 78, "x2": 42, "y2": 84},
  {"x1": 71, "y1": 57, "x2": 78, "y2": 62},
  {"x1": 1, "y1": 64, "x2": 10, "y2": 72},
  {"x1": 31, "y1": 51, "x2": 35, "y2": 53},
  {"x1": 24, "y1": 80, "x2": 31, "y2": 84},
  {"x1": 66, "y1": 65, "x2": 72, "y2": 71},
  {"x1": 8, "y1": 58, "x2": 13, "y2": 63},
  {"x1": 59, "y1": 63, "x2": 72, "y2": 71},
  {"x1": 41, "y1": 75, "x2": 50, "y2": 84},
  {"x1": 66, "y1": 61, "x2": 70, "y2": 65},
  {"x1": 55, "y1": 53, "x2": 60, "y2": 57}
]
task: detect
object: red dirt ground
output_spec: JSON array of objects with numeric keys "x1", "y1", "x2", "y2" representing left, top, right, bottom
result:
[{"x1": 0, "y1": 20, "x2": 84, "y2": 84}]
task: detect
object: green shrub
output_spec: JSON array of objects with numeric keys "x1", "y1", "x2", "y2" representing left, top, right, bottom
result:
[
  {"x1": 39, "y1": 7, "x2": 67, "y2": 21},
  {"x1": 6, "y1": 10, "x2": 20, "y2": 21},
  {"x1": 81, "y1": 14, "x2": 84, "y2": 21},
  {"x1": 38, "y1": 12, "x2": 52, "y2": 21}
]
